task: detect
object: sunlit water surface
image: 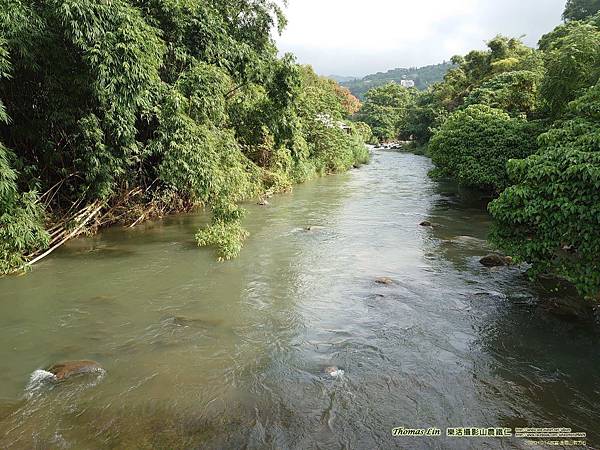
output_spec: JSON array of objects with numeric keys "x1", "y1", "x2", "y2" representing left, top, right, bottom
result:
[{"x1": 1, "y1": 150, "x2": 599, "y2": 449}]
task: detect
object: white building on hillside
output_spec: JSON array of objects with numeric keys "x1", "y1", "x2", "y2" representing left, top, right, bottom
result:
[{"x1": 400, "y1": 80, "x2": 415, "y2": 88}]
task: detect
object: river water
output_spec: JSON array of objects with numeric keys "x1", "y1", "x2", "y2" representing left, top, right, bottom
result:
[{"x1": 0, "y1": 150, "x2": 599, "y2": 449}]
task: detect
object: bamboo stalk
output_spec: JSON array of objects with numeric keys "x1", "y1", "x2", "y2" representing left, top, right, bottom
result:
[
  {"x1": 24, "y1": 202, "x2": 105, "y2": 268},
  {"x1": 129, "y1": 213, "x2": 145, "y2": 228}
]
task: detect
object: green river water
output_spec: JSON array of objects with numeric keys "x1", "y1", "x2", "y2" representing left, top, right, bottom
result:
[{"x1": 0, "y1": 150, "x2": 599, "y2": 449}]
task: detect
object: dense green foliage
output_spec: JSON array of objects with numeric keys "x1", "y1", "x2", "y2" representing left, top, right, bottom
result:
[
  {"x1": 417, "y1": 37, "x2": 545, "y2": 191},
  {"x1": 341, "y1": 62, "x2": 453, "y2": 99},
  {"x1": 0, "y1": 0, "x2": 370, "y2": 268},
  {"x1": 490, "y1": 82, "x2": 600, "y2": 298},
  {"x1": 539, "y1": 20, "x2": 600, "y2": 118},
  {"x1": 463, "y1": 70, "x2": 542, "y2": 117},
  {"x1": 563, "y1": 0, "x2": 600, "y2": 20},
  {"x1": 0, "y1": 143, "x2": 49, "y2": 273},
  {"x1": 0, "y1": 37, "x2": 49, "y2": 272},
  {"x1": 357, "y1": 36, "x2": 544, "y2": 145},
  {"x1": 355, "y1": 83, "x2": 415, "y2": 142},
  {"x1": 429, "y1": 105, "x2": 538, "y2": 191}
]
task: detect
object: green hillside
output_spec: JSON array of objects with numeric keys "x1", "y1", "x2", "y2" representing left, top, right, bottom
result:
[{"x1": 342, "y1": 62, "x2": 454, "y2": 99}]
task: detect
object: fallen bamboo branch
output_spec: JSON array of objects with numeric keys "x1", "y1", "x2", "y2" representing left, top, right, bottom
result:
[
  {"x1": 24, "y1": 202, "x2": 105, "y2": 268},
  {"x1": 129, "y1": 213, "x2": 145, "y2": 228}
]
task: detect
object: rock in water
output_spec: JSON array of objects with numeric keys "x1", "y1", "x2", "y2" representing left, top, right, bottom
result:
[
  {"x1": 419, "y1": 221, "x2": 432, "y2": 227},
  {"x1": 375, "y1": 277, "x2": 395, "y2": 285},
  {"x1": 46, "y1": 360, "x2": 104, "y2": 381},
  {"x1": 166, "y1": 316, "x2": 225, "y2": 328},
  {"x1": 304, "y1": 225, "x2": 325, "y2": 231},
  {"x1": 324, "y1": 366, "x2": 344, "y2": 378},
  {"x1": 541, "y1": 297, "x2": 595, "y2": 321},
  {"x1": 479, "y1": 254, "x2": 511, "y2": 267}
]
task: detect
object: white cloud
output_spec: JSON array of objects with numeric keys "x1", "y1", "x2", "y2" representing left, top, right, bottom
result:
[{"x1": 275, "y1": 0, "x2": 566, "y2": 76}]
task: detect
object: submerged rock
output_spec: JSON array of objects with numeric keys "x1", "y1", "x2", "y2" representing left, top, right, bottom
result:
[
  {"x1": 541, "y1": 297, "x2": 595, "y2": 321},
  {"x1": 304, "y1": 225, "x2": 325, "y2": 232},
  {"x1": 324, "y1": 366, "x2": 344, "y2": 378},
  {"x1": 419, "y1": 220, "x2": 432, "y2": 227},
  {"x1": 46, "y1": 360, "x2": 104, "y2": 381},
  {"x1": 257, "y1": 199, "x2": 269, "y2": 206},
  {"x1": 165, "y1": 316, "x2": 225, "y2": 328},
  {"x1": 480, "y1": 254, "x2": 512, "y2": 267},
  {"x1": 375, "y1": 277, "x2": 395, "y2": 285}
]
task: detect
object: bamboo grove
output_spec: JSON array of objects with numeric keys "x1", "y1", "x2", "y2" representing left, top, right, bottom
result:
[{"x1": 0, "y1": 0, "x2": 371, "y2": 270}]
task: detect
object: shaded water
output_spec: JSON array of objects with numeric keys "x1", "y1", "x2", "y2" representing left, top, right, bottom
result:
[{"x1": 1, "y1": 150, "x2": 599, "y2": 449}]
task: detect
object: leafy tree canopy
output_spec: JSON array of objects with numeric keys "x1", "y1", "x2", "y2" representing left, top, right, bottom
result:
[
  {"x1": 490, "y1": 81, "x2": 600, "y2": 298},
  {"x1": 428, "y1": 105, "x2": 539, "y2": 192},
  {"x1": 463, "y1": 70, "x2": 543, "y2": 117},
  {"x1": 539, "y1": 16, "x2": 600, "y2": 119},
  {"x1": 563, "y1": 0, "x2": 600, "y2": 21},
  {"x1": 355, "y1": 83, "x2": 415, "y2": 142}
]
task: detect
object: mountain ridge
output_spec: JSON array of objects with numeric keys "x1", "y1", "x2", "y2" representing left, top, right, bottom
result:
[{"x1": 341, "y1": 62, "x2": 454, "y2": 99}]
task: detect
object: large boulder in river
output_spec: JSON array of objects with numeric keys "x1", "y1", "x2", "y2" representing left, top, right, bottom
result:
[
  {"x1": 480, "y1": 254, "x2": 512, "y2": 267},
  {"x1": 46, "y1": 360, "x2": 103, "y2": 381}
]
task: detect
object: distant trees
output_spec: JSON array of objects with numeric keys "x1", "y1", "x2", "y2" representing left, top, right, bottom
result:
[
  {"x1": 429, "y1": 36, "x2": 542, "y2": 112},
  {"x1": 463, "y1": 70, "x2": 542, "y2": 117},
  {"x1": 341, "y1": 62, "x2": 453, "y2": 99},
  {"x1": 333, "y1": 84, "x2": 362, "y2": 116},
  {"x1": 404, "y1": 91, "x2": 446, "y2": 144},
  {"x1": 355, "y1": 83, "x2": 415, "y2": 142}
]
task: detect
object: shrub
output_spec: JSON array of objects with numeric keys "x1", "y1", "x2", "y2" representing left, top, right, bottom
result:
[
  {"x1": 489, "y1": 82, "x2": 600, "y2": 298},
  {"x1": 428, "y1": 105, "x2": 539, "y2": 191}
]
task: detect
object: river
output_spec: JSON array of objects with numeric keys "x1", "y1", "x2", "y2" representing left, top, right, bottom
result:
[{"x1": 0, "y1": 150, "x2": 599, "y2": 449}]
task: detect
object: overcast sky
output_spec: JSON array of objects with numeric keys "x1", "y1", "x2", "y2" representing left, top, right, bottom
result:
[{"x1": 274, "y1": 0, "x2": 566, "y2": 77}]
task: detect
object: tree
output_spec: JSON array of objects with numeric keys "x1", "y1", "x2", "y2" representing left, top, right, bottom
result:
[
  {"x1": 333, "y1": 84, "x2": 361, "y2": 116},
  {"x1": 463, "y1": 70, "x2": 543, "y2": 117},
  {"x1": 563, "y1": 0, "x2": 600, "y2": 21},
  {"x1": 489, "y1": 82, "x2": 600, "y2": 299},
  {"x1": 405, "y1": 90, "x2": 447, "y2": 144},
  {"x1": 355, "y1": 83, "x2": 414, "y2": 141},
  {"x1": 539, "y1": 20, "x2": 600, "y2": 118},
  {"x1": 433, "y1": 36, "x2": 538, "y2": 112},
  {"x1": 428, "y1": 105, "x2": 539, "y2": 192}
]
